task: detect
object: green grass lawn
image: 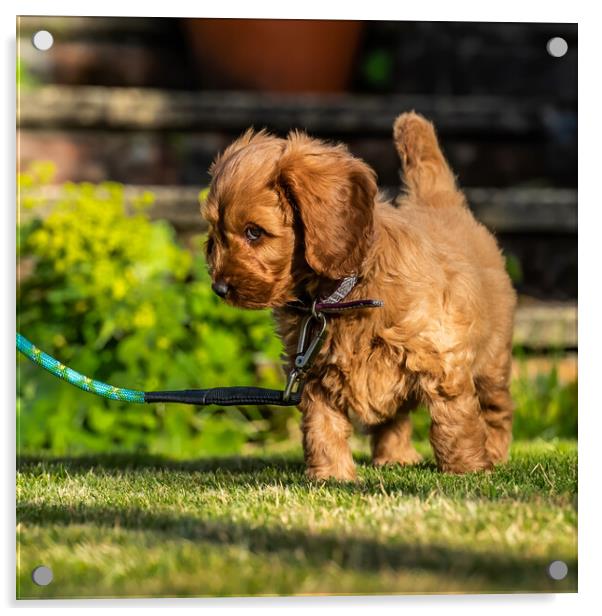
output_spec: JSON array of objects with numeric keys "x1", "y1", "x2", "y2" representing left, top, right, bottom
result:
[{"x1": 17, "y1": 440, "x2": 577, "y2": 599}]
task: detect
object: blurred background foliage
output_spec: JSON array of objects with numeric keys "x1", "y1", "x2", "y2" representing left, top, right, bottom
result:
[
  {"x1": 17, "y1": 164, "x2": 294, "y2": 458},
  {"x1": 17, "y1": 166, "x2": 576, "y2": 458}
]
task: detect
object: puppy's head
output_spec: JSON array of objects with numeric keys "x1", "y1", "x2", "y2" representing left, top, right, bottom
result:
[{"x1": 202, "y1": 129, "x2": 377, "y2": 309}]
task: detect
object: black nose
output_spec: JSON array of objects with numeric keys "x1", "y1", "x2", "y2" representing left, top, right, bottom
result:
[{"x1": 211, "y1": 280, "x2": 229, "y2": 298}]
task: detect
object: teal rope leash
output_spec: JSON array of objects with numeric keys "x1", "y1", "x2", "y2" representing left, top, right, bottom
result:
[
  {"x1": 16, "y1": 332, "x2": 301, "y2": 407},
  {"x1": 17, "y1": 333, "x2": 145, "y2": 403}
]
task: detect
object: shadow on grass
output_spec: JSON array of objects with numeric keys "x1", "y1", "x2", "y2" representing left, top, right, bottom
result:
[{"x1": 17, "y1": 500, "x2": 577, "y2": 592}]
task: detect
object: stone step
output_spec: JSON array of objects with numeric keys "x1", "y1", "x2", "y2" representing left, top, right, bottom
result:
[
  {"x1": 513, "y1": 302, "x2": 577, "y2": 350},
  {"x1": 511, "y1": 353, "x2": 577, "y2": 385},
  {"x1": 18, "y1": 85, "x2": 574, "y2": 138}
]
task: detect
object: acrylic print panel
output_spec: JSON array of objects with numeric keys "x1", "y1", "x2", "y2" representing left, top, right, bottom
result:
[{"x1": 16, "y1": 16, "x2": 577, "y2": 598}]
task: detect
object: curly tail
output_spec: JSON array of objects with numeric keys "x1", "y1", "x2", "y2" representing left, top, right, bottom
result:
[{"x1": 393, "y1": 112, "x2": 462, "y2": 206}]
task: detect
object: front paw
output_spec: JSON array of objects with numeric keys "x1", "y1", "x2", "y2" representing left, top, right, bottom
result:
[
  {"x1": 306, "y1": 465, "x2": 357, "y2": 482},
  {"x1": 373, "y1": 449, "x2": 423, "y2": 467},
  {"x1": 437, "y1": 457, "x2": 494, "y2": 474}
]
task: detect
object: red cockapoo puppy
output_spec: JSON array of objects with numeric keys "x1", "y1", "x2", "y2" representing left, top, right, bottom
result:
[{"x1": 202, "y1": 112, "x2": 516, "y2": 480}]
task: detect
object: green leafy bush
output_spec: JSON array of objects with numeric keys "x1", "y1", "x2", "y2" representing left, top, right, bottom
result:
[
  {"x1": 17, "y1": 165, "x2": 292, "y2": 458},
  {"x1": 510, "y1": 360, "x2": 577, "y2": 440}
]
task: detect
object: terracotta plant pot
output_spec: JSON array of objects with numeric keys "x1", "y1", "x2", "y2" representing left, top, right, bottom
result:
[{"x1": 184, "y1": 18, "x2": 363, "y2": 93}]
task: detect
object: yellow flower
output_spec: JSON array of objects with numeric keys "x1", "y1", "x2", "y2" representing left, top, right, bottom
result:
[
  {"x1": 111, "y1": 278, "x2": 128, "y2": 300},
  {"x1": 30, "y1": 229, "x2": 49, "y2": 249},
  {"x1": 133, "y1": 303, "x2": 156, "y2": 329}
]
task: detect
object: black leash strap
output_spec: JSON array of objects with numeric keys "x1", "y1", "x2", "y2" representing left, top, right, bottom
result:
[{"x1": 145, "y1": 387, "x2": 302, "y2": 407}]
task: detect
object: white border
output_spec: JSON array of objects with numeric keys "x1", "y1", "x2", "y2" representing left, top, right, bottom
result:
[{"x1": 3, "y1": 1, "x2": 600, "y2": 614}]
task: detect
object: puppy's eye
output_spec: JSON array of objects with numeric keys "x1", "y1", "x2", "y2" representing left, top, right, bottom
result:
[
  {"x1": 245, "y1": 225, "x2": 264, "y2": 242},
  {"x1": 205, "y1": 235, "x2": 215, "y2": 255}
]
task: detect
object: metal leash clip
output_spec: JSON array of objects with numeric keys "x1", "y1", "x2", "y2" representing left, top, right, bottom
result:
[{"x1": 282, "y1": 301, "x2": 328, "y2": 402}]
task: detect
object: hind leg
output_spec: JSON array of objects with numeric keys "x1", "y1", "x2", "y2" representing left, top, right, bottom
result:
[
  {"x1": 371, "y1": 402, "x2": 423, "y2": 467},
  {"x1": 427, "y1": 390, "x2": 492, "y2": 473},
  {"x1": 476, "y1": 355, "x2": 514, "y2": 464},
  {"x1": 481, "y1": 387, "x2": 513, "y2": 463}
]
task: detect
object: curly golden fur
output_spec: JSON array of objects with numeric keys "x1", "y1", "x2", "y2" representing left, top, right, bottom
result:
[{"x1": 203, "y1": 112, "x2": 516, "y2": 480}]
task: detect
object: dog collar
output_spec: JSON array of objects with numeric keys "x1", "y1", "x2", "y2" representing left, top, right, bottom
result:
[
  {"x1": 281, "y1": 276, "x2": 383, "y2": 401},
  {"x1": 285, "y1": 275, "x2": 384, "y2": 314}
]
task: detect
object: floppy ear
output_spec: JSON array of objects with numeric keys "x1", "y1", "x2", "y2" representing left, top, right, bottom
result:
[{"x1": 276, "y1": 132, "x2": 377, "y2": 279}]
